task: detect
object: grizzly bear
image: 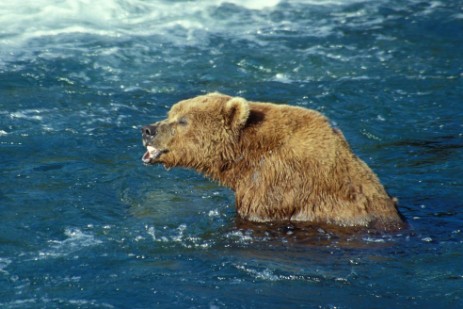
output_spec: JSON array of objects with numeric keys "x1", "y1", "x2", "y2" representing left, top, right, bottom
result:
[{"x1": 141, "y1": 93, "x2": 405, "y2": 230}]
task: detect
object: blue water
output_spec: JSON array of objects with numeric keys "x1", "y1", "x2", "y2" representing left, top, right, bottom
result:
[{"x1": 1, "y1": 0, "x2": 462, "y2": 307}]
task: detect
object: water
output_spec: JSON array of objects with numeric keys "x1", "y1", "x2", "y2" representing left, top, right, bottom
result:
[{"x1": 1, "y1": 0, "x2": 462, "y2": 307}]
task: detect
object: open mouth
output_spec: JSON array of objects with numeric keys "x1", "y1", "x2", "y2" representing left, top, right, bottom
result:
[{"x1": 142, "y1": 145, "x2": 162, "y2": 164}]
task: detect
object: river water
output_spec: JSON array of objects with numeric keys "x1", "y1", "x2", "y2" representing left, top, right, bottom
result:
[{"x1": 1, "y1": 0, "x2": 462, "y2": 308}]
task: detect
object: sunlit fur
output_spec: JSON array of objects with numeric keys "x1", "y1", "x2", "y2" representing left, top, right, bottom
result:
[{"x1": 146, "y1": 93, "x2": 405, "y2": 230}]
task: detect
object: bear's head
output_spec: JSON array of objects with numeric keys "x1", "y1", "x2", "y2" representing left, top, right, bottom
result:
[{"x1": 142, "y1": 93, "x2": 250, "y2": 171}]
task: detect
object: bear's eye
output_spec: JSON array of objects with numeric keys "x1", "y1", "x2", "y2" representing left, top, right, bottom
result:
[{"x1": 177, "y1": 117, "x2": 188, "y2": 126}]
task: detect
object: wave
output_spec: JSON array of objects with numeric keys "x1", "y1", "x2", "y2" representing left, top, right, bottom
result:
[
  {"x1": 0, "y1": 0, "x2": 371, "y2": 69},
  {"x1": 0, "y1": 0, "x2": 376, "y2": 48},
  {"x1": 0, "y1": 0, "x2": 278, "y2": 43},
  {"x1": 0, "y1": 0, "x2": 451, "y2": 78},
  {"x1": 1, "y1": 0, "x2": 451, "y2": 51}
]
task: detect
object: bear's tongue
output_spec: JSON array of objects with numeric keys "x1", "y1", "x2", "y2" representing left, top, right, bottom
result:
[{"x1": 142, "y1": 146, "x2": 159, "y2": 163}]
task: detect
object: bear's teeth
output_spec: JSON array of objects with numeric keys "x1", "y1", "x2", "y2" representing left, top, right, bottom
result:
[
  {"x1": 142, "y1": 146, "x2": 160, "y2": 163},
  {"x1": 147, "y1": 146, "x2": 157, "y2": 155},
  {"x1": 142, "y1": 146, "x2": 161, "y2": 163}
]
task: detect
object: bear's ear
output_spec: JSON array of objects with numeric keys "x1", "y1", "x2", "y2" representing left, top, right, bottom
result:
[{"x1": 225, "y1": 97, "x2": 250, "y2": 130}]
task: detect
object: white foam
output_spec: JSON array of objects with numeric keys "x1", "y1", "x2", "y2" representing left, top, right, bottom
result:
[
  {"x1": 0, "y1": 0, "x2": 281, "y2": 46},
  {"x1": 10, "y1": 110, "x2": 45, "y2": 121},
  {"x1": 37, "y1": 228, "x2": 101, "y2": 259},
  {"x1": 146, "y1": 224, "x2": 211, "y2": 248},
  {"x1": 208, "y1": 209, "x2": 220, "y2": 217},
  {"x1": 225, "y1": 0, "x2": 281, "y2": 9},
  {"x1": 363, "y1": 236, "x2": 386, "y2": 243},
  {"x1": 273, "y1": 73, "x2": 292, "y2": 83},
  {"x1": 235, "y1": 264, "x2": 280, "y2": 281},
  {"x1": 225, "y1": 230, "x2": 254, "y2": 244},
  {"x1": 0, "y1": 258, "x2": 12, "y2": 275},
  {"x1": 0, "y1": 0, "x2": 368, "y2": 58},
  {"x1": 234, "y1": 263, "x2": 314, "y2": 281}
]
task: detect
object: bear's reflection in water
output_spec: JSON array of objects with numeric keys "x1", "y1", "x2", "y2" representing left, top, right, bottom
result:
[{"x1": 232, "y1": 217, "x2": 409, "y2": 249}]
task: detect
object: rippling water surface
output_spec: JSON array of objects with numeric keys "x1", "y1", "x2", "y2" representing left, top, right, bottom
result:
[{"x1": 1, "y1": 0, "x2": 462, "y2": 307}]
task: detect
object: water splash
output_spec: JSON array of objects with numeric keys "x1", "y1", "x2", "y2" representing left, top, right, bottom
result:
[
  {"x1": 145, "y1": 224, "x2": 211, "y2": 249},
  {"x1": 36, "y1": 228, "x2": 101, "y2": 259}
]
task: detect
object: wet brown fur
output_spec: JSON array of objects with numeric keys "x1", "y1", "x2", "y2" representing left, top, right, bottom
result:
[{"x1": 144, "y1": 93, "x2": 405, "y2": 230}]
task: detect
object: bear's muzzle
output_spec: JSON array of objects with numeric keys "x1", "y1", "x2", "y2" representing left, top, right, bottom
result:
[{"x1": 141, "y1": 124, "x2": 163, "y2": 163}]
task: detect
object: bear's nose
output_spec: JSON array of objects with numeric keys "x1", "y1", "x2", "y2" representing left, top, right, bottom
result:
[{"x1": 142, "y1": 125, "x2": 157, "y2": 136}]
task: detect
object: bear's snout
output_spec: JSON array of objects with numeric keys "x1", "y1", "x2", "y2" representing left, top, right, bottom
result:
[{"x1": 142, "y1": 125, "x2": 157, "y2": 137}]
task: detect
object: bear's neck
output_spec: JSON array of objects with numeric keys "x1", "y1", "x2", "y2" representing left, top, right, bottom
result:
[
  {"x1": 194, "y1": 154, "x2": 250, "y2": 190},
  {"x1": 202, "y1": 146, "x2": 273, "y2": 192}
]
